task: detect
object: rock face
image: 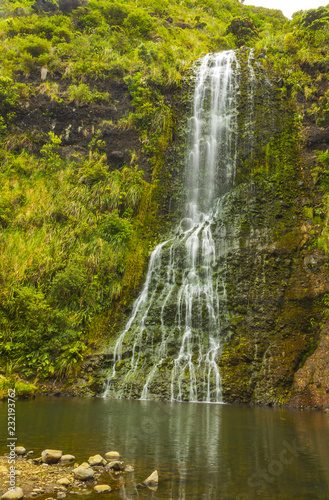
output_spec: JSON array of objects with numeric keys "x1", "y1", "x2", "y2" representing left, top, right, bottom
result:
[
  {"x1": 91, "y1": 49, "x2": 329, "y2": 407},
  {"x1": 41, "y1": 450, "x2": 62, "y2": 464},
  {"x1": 288, "y1": 319, "x2": 329, "y2": 409},
  {"x1": 72, "y1": 465, "x2": 94, "y2": 481},
  {"x1": 1, "y1": 488, "x2": 24, "y2": 500}
]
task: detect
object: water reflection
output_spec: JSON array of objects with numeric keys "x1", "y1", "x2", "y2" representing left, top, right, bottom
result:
[{"x1": 0, "y1": 399, "x2": 329, "y2": 499}]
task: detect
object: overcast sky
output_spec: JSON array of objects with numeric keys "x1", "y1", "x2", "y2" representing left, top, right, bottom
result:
[{"x1": 243, "y1": 0, "x2": 328, "y2": 19}]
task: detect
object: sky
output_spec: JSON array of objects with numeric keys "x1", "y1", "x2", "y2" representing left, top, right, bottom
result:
[{"x1": 243, "y1": 0, "x2": 328, "y2": 19}]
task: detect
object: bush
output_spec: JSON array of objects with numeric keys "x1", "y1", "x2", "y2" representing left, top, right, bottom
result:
[
  {"x1": 67, "y1": 83, "x2": 109, "y2": 105},
  {"x1": 19, "y1": 34, "x2": 50, "y2": 57},
  {"x1": 123, "y1": 9, "x2": 154, "y2": 38},
  {"x1": 226, "y1": 17, "x2": 259, "y2": 47},
  {"x1": 92, "y1": 1, "x2": 129, "y2": 27},
  {"x1": 298, "y1": 7, "x2": 329, "y2": 30}
]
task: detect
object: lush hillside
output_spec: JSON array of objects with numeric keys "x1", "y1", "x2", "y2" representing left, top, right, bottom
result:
[{"x1": 1, "y1": 0, "x2": 329, "y2": 406}]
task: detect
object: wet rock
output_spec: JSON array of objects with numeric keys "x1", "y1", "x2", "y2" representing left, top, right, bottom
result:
[
  {"x1": 41, "y1": 449, "x2": 62, "y2": 464},
  {"x1": 56, "y1": 493, "x2": 66, "y2": 499},
  {"x1": 14, "y1": 446, "x2": 26, "y2": 456},
  {"x1": 94, "y1": 485, "x2": 112, "y2": 493},
  {"x1": 72, "y1": 465, "x2": 94, "y2": 481},
  {"x1": 124, "y1": 465, "x2": 134, "y2": 472},
  {"x1": 104, "y1": 451, "x2": 120, "y2": 460},
  {"x1": 105, "y1": 461, "x2": 124, "y2": 471},
  {"x1": 1, "y1": 488, "x2": 24, "y2": 500},
  {"x1": 88, "y1": 454, "x2": 106, "y2": 466},
  {"x1": 143, "y1": 470, "x2": 158, "y2": 487},
  {"x1": 60, "y1": 455, "x2": 75, "y2": 464}
]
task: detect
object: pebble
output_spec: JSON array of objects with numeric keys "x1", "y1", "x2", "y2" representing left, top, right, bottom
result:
[
  {"x1": 1, "y1": 487, "x2": 24, "y2": 500},
  {"x1": 59, "y1": 455, "x2": 75, "y2": 464},
  {"x1": 104, "y1": 451, "x2": 120, "y2": 460},
  {"x1": 143, "y1": 470, "x2": 158, "y2": 486},
  {"x1": 88, "y1": 454, "x2": 107, "y2": 466},
  {"x1": 72, "y1": 465, "x2": 94, "y2": 481},
  {"x1": 57, "y1": 478, "x2": 71, "y2": 487},
  {"x1": 106, "y1": 461, "x2": 124, "y2": 471},
  {"x1": 94, "y1": 485, "x2": 112, "y2": 493},
  {"x1": 15, "y1": 447, "x2": 26, "y2": 456},
  {"x1": 41, "y1": 450, "x2": 62, "y2": 465}
]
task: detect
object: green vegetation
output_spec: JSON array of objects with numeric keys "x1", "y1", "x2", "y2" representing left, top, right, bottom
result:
[{"x1": 0, "y1": 0, "x2": 329, "y2": 398}]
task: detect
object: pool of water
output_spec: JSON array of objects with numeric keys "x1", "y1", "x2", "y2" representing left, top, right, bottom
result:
[{"x1": 1, "y1": 398, "x2": 329, "y2": 499}]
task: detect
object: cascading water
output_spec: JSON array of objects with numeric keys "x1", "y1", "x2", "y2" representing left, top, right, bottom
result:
[{"x1": 103, "y1": 50, "x2": 257, "y2": 402}]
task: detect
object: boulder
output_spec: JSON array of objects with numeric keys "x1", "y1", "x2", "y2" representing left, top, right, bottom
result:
[
  {"x1": 124, "y1": 465, "x2": 134, "y2": 472},
  {"x1": 1, "y1": 488, "x2": 24, "y2": 500},
  {"x1": 94, "y1": 485, "x2": 112, "y2": 493},
  {"x1": 104, "y1": 451, "x2": 120, "y2": 460},
  {"x1": 143, "y1": 470, "x2": 158, "y2": 487},
  {"x1": 41, "y1": 449, "x2": 62, "y2": 464},
  {"x1": 73, "y1": 465, "x2": 94, "y2": 481},
  {"x1": 106, "y1": 461, "x2": 124, "y2": 471},
  {"x1": 59, "y1": 455, "x2": 75, "y2": 464},
  {"x1": 88, "y1": 454, "x2": 106, "y2": 466},
  {"x1": 14, "y1": 446, "x2": 26, "y2": 456}
]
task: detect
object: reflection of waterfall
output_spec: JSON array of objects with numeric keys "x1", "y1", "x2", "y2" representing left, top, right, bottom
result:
[{"x1": 103, "y1": 51, "x2": 243, "y2": 402}]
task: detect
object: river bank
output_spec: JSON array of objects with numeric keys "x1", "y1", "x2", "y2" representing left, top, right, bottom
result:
[{"x1": 0, "y1": 449, "x2": 156, "y2": 498}]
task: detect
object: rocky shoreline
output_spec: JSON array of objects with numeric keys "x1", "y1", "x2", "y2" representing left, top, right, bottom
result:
[{"x1": 0, "y1": 448, "x2": 158, "y2": 498}]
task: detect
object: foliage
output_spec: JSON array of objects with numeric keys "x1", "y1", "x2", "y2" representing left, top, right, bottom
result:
[
  {"x1": 316, "y1": 88, "x2": 329, "y2": 127},
  {"x1": 1, "y1": 0, "x2": 328, "y2": 386},
  {"x1": 226, "y1": 17, "x2": 259, "y2": 47}
]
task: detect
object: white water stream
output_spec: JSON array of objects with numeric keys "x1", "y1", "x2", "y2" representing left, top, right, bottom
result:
[{"x1": 103, "y1": 51, "x2": 248, "y2": 402}]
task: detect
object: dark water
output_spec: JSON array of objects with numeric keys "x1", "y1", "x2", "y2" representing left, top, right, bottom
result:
[{"x1": 1, "y1": 398, "x2": 329, "y2": 499}]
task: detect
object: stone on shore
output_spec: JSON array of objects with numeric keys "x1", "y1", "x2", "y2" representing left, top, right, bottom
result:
[
  {"x1": 105, "y1": 461, "x2": 124, "y2": 471},
  {"x1": 72, "y1": 465, "x2": 94, "y2": 481},
  {"x1": 56, "y1": 478, "x2": 71, "y2": 487},
  {"x1": 124, "y1": 465, "x2": 134, "y2": 472},
  {"x1": 41, "y1": 450, "x2": 62, "y2": 464},
  {"x1": 59, "y1": 455, "x2": 75, "y2": 464},
  {"x1": 1, "y1": 488, "x2": 24, "y2": 500},
  {"x1": 88, "y1": 454, "x2": 107, "y2": 466},
  {"x1": 94, "y1": 485, "x2": 112, "y2": 493},
  {"x1": 104, "y1": 451, "x2": 120, "y2": 460},
  {"x1": 143, "y1": 470, "x2": 158, "y2": 487},
  {"x1": 15, "y1": 447, "x2": 26, "y2": 456}
]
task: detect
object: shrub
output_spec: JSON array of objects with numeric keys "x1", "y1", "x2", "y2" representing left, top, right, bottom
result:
[
  {"x1": 92, "y1": 1, "x2": 129, "y2": 27},
  {"x1": 298, "y1": 7, "x2": 329, "y2": 30},
  {"x1": 123, "y1": 9, "x2": 154, "y2": 38},
  {"x1": 67, "y1": 83, "x2": 109, "y2": 105},
  {"x1": 20, "y1": 34, "x2": 51, "y2": 57},
  {"x1": 226, "y1": 17, "x2": 259, "y2": 47}
]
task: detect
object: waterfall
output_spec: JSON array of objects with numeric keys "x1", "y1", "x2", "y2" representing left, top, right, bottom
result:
[{"x1": 103, "y1": 51, "x2": 243, "y2": 402}]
